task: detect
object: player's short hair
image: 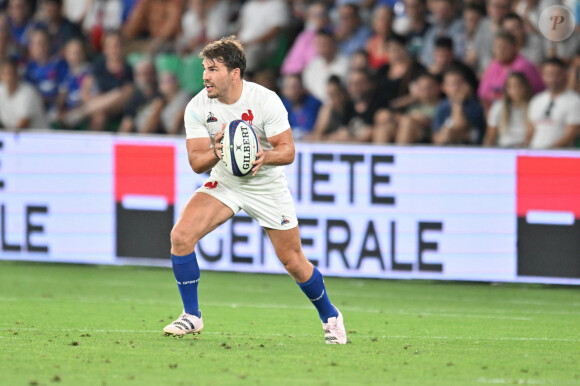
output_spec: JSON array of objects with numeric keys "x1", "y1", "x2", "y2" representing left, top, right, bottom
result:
[{"x1": 200, "y1": 35, "x2": 246, "y2": 78}]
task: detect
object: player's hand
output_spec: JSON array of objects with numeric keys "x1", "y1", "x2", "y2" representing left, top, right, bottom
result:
[
  {"x1": 213, "y1": 124, "x2": 226, "y2": 159},
  {"x1": 251, "y1": 135, "x2": 264, "y2": 176}
]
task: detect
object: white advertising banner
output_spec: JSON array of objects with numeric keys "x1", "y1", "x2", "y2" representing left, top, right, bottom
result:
[{"x1": 1, "y1": 131, "x2": 578, "y2": 285}]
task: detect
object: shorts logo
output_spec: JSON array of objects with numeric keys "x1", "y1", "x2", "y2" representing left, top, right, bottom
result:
[
  {"x1": 281, "y1": 215, "x2": 290, "y2": 225},
  {"x1": 207, "y1": 112, "x2": 217, "y2": 123},
  {"x1": 204, "y1": 181, "x2": 218, "y2": 189}
]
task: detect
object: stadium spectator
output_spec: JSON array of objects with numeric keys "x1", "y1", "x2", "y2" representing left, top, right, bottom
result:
[
  {"x1": 471, "y1": 0, "x2": 511, "y2": 74},
  {"x1": 34, "y1": 0, "x2": 81, "y2": 57},
  {"x1": 419, "y1": 0, "x2": 463, "y2": 67},
  {"x1": 373, "y1": 71, "x2": 441, "y2": 143},
  {"x1": 81, "y1": 0, "x2": 125, "y2": 53},
  {"x1": 460, "y1": 2, "x2": 484, "y2": 69},
  {"x1": 237, "y1": 0, "x2": 289, "y2": 74},
  {"x1": 527, "y1": 58, "x2": 580, "y2": 149},
  {"x1": 323, "y1": 69, "x2": 382, "y2": 142},
  {"x1": 280, "y1": 73, "x2": 322, "y2": 140},
  {"x1": 281, "y1": 1, "x2": 331, "y2": 76},
  {"x1": 119, "y1": 59, "x2": 162, "y2": 133},
  {"x1": 0, "y1": 13, "x2": 19, "y2": 61},
  {"x1": 63, "y1": 31, "x2": 133, "y2": 131},
  {"x1": 157, "y1": 71, "x2": 190, "y2": 135},
  {"x1": 122, "y1": 0, "x2": 185, "y2": 54},
  {"x1": 432, "y1": 66, "x2": 485, "y2": 145},
  {"x1": 177, "y1": 0, "x2": 233, "y2": 55},
  {"x1": 376, "y1": 33, "x2": 426, "y2": 109},
  {"x1": 302, "y1": 28, "x2": 349, "y2": 103},
  {"x1": 398, "y1": 0, "x2": 430, "y2": 59},
  {"x1": 56, "y1": 37, "x2": 90, "y2": 127},
  {"x1": 0, "y1": 59, "x2": 48, "y2": 129},
  {"x1": 428, "y1": 36, "x2": 478, "y2": 94},
  {"x1": 308, "y1": 75, "x2": 355, "y2": 141},
  {"x1": 484, "y1": 72, "x2": 532, "y2": 147},
  {"x1": 501, "y1": 12, "x2": 543, "y2": 66},
  {"x1": 333, "y1": 3, "x2": 372, "y2": 57},
  {"x1": 477, "y1": 31, "x2": 544, "y2": 114},
  {"x1": 349, "y1": 48, "x2": 371, "y2": 72},
  {"x1": 6, "y1": 0, "x2": 33, "y2": 51},
  {"x1": 568, "y1": 50, "x2": 580, "y2": 94},
  {"x1": 365, "y1": 4, "x2": 392, "y2": 70},
  {"x1": 24, "y1": 28, "x2": 68, "y2": 113}
]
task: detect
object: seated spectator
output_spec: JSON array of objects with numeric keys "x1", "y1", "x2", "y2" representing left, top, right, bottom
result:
[
  {"x1": 82, "y1": 0, "x2": 125, "y2": 53},
  {"x1": 122, "y1": 0, "x2": 184, "y2": 54},
  {"x1": 376, "y1": 33, "x2": 426, "y2": 109},
  {"x1": 324, "y1": 69, "x2": 383, "y2": 142},
  {"x1": 365, "y1": 4, "x2": 392, "y2": 70},
  {"x1": 373, "y1": 71, "x2": 441, "y2": 144},
  {"x1": 428, "y1": 36, "x2": 478, "y2": 94},
  {"x1": 484, "y1": 72, "x2": 533, "y2": 147},
  {"x1": 501, "y1": 12, "x2": 543, "y2": 66},
  {"x1": 568, "y1": 49, "x2": 580, "y2": 94},
  {"x1": 0, "y1": 13, "x2": 20, "y2": 61},
  {"x1": 308, "y1": 75, "x2": 355, "y2": 141},
  {"x1": 56, "y1": 38, "x2": 90, "y2": 127},
  {"x1": 119, "y1": 59, "x2": 162, "y2": 133},
  {"x1": 471, "y1": 0, "x2": 511, "y2": 74},
  {"x1": 177, "y1": 0, "x2": 233, "y2": 55},
  {"x1": 63, "y1": 31, "x2": 133, "y2": 131},
  {"x1": 349, "y1": 49, "x2": 370, "y2": 72},
  {"x1": 281, "y1": 1, "x2": 331, "y2": 76},
  {"x1": 460, "y1": 2, "x2": 484, "y2": 69},
  {"x1": 478, "y1": 31, "x2": 544, "y2": 114},
  {"x1": 399, "y1": 0, "x2": 430, "y2": 59},
  {"x1": 281, "y1": 73, "x2": 322, "y2": 140},
  {"x1": 432, "y1": 66, "x2": 485, "y2": 145},
  {"x1": 6, "y1": 0, "x2": 33, "y2": 52},
  {"x1": 419, "y1": 0, "x2": 464, "y2": 67},
  {"x1": 237, "y1": 0, "x2": 289, "y2": 74},
  {"x1": 527, "y1": 58, "x2": 580, "y2": 149},
  {"x1": 0, "y1": 59, "x2": 48, "y2": 129},
  {"x1": 24, "y1": 28, "x2": 68, "y2": 113},
  {"x1": 302, "y1": 28, "x2": 349, "y2": 103},
  {"x1": 334, "y1": 3, "x2": 372, "y2": 57},
  {"x1": 158, "y1": 71, "x2": 190, "y2": 135},
  {"x1": 34, "y1": 0, "x2": 81, "y2": 57}
]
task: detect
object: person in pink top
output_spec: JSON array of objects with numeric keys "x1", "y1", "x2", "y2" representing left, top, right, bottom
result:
[
  {"x1": 281, "y1": 1, "x2": 330, "y2": 76},
  {"x1": 478, "y1": 30, "x2": 544, "y2": 113}
]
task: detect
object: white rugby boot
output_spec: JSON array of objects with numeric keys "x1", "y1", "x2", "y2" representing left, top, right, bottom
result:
[
  {"x1": 163, "y1": 311, "x2": 203, "y2": 337},
  {"x1": 323, "y1": 307, "x2": 347, "y2": 344}
]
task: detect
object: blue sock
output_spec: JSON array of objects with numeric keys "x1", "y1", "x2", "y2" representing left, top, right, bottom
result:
[
  {"x1": 171, "y1": 252, "x2": 200, "y2": 317},
  {"x1": 298, "y1": 267, "x2": 338, "y2": 323}
]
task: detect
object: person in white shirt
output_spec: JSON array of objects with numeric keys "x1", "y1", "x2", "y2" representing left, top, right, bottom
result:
[
  {"x1": 302, "y1": 28, "x2": 350, "y2": 103},
  {"x1": 0, "y1": 59, "x2": 48, "y2": 130},
  {"x1": 527, "y1": 57, "x2": 580, "y2": 149},
  {"x1": 484, "y1": 72, "x2": 532, "y2": 147},
  {"x1": 237, "y1": 0, "x2": 289, "y2": 73},
  {"x1": 162, "y1": 36, "x2": 347, "y2": 345}
]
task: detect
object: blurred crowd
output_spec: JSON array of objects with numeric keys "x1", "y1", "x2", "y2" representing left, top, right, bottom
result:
[{"x1": 0, "y1": 0, "x2": 579, "y2": 149}]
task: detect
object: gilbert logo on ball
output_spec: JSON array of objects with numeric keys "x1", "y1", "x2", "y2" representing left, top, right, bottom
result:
[
  {"x1": 221, "y1": 119, "x2": 259, "y2": 177},
  {"x1": 538, "y1": 5, "x2": 575, "y2": 42}
]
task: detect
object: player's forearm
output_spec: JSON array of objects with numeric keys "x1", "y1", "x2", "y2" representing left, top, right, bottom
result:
[
  {"x1": 188, "y1": 149, "x2": 220, "y2": 174},
  {"x1": 262, "y1": 143, "x2": 295, "y2": 166}
]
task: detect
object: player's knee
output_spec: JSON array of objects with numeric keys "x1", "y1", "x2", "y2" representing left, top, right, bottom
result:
[{"x1": 170, "y1": 226, "x2": 198, "y2": 251}]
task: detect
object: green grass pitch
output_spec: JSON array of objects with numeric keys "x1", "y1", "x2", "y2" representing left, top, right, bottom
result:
[{"x1": 0, "y1": 261, "x2": 579, "y2": 385}]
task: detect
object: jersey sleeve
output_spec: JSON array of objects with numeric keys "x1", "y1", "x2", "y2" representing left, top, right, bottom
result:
[
  {"x1": 263, "y1": 91, "x2": 291, "y2": 138},
  {"x1": 184, "y1": 98, "x2": 209, "y2": 139}
]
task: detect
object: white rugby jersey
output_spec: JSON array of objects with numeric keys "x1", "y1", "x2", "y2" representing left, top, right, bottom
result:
[{"x1": 184, "y1": 80, "x2": 291, "y2": 184}]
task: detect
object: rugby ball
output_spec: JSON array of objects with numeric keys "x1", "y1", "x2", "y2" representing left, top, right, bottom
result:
[{"x1": 220, "y1": 119, "x2": 259, "y2": 177}]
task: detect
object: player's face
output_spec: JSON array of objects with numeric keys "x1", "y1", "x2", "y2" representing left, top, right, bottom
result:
[{"x1": 202, "y1": 58, "x2": 234, "y2": 100}]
